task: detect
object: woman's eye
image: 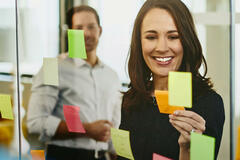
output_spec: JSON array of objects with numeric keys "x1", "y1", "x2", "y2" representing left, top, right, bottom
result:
[
  {"x1": 146, "y1": 36, "x2": 156, "y2": 40},
  {"x1": 169, "y1": 35, "x2": 179, "y2": 40}
]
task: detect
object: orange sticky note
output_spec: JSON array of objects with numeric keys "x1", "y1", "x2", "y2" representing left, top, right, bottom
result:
[
  {"x1": 31, "y1": 150, "x2": 45, "y2": 160},
  {"x1": 236, "y1": 125, "x2": 240, "y2": 160},
  {"x1": 153, "y1": 153, "x2": 172, "y2": 160},
  {"x1": 154, "y1": 90, "x2": 184, "y2": 114}
]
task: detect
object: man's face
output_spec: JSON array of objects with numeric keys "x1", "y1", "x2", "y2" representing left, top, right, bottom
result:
[{"x1": 72, "y1": 11, "x2": 101, "y2": 53}]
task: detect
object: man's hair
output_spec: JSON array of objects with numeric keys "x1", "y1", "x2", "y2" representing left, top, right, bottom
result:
[{"x1": 66, "y1": 5, "x2": 100, "y2": 29}]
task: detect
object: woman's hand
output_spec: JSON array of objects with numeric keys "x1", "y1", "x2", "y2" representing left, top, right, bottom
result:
[{"x1": 169, "y1": 110, "x2": 206, "y2": 150}]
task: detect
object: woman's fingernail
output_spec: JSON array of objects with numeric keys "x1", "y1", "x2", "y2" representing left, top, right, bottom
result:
[{"x1": 174, "y1": 111, "x2": 178, "y2": 115}]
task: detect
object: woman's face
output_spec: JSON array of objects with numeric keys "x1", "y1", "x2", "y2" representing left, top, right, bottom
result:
[{"x1": 141, "y1": 8, "x2": 183, "y2": 78}]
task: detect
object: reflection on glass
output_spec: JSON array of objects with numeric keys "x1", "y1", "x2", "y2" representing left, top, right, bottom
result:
[
  {"x1": 0, "y1": 0, "x2": 235, "y2": 159},
  {"x1": 234, "y1": 0, "x2": 240, "y2": 160},
  {"x1": 0, "y1": 0, "x2": 21, "y2": 159}
]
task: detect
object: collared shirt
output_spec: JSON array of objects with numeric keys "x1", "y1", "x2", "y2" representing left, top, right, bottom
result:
[{"x1": 27, "y1": 57, "x2": 122, "y2": 151}]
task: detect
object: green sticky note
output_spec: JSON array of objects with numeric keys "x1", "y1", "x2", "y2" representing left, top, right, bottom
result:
[
  {"x1": 111, "y1": 128, "x2": 134, "y2": 160},
  {"x1": 68, "y1": 29, "x2": 87, "y2": 59},
  {"x1": 0, "y1": 94, "x2": 14, "y2": 120},
  {"x1": 190, "y1": 132, "x2": 215, "y2": 160},
  {"x1": 168, "y1": 71, "x2": 192, "y2": 108},
  {"x1": 43, "y1": 58, "x2": 59, "y2": 86}
]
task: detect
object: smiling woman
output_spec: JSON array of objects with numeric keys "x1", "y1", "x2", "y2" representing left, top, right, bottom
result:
[
  {"x1": 141, "y1": 8, "x2": 183, "y2": 84},
  {"x1": 0, "y1": 0, "x2": 236, "y2": 159},
  {"x1": 119, "y1": 0, "x2": 225, "y2": 159}
]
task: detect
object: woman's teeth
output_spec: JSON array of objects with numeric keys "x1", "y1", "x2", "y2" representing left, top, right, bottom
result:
[{"x1": 155, "y1": 57, "x2": 172, "y2": 62}]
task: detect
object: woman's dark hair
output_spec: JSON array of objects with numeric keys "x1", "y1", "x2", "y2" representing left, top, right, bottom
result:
[
  {"x1": 124, "y1": 0, "x2": 213, "y2": 109},
  {"x1": 66, "y1": 5, "x2": 100, "y2": 29}
]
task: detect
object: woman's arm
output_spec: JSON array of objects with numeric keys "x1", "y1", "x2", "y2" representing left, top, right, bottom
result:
[{"x1": 169, "y1": 110, "x2": 206, "y2": 160}]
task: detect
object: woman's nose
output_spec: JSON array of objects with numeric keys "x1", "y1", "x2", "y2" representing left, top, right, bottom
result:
[{"x1": 155, "y1": 37, "x2": 169, "y2": 53}]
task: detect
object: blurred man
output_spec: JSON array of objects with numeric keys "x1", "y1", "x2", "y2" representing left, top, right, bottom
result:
[{"x1": 27, "y1": 5, "x2": 121, "y2": 160}]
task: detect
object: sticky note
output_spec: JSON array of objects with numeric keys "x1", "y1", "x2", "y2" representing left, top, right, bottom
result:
[
  {"x1": 168, "y1": 71, "x2": 192, "y2": 108},
  {"x1": 111, "y1": 128, "x2": 134, "y2": 160},
  {"x1": 68, "y1": 29, "x2": 87, "y2": 59},
  {"x1": 0, "y1": 94, "x2": 14, "y2": 120},
  {"x1": 154, "y1": 90, "x2": 184, "y2": 114},
  {"x1": 236, "y1": 126, "x2": 240, "y2": 160},
  {"x1": 153, "y1": 153, "x2": 172, "y2": 160},
  {"x1": 190, "y1": 132, "x2": 215, "y2": 160},
  {"x1": 43, "y1": 58, "x2": 59, "y2": 86},
  {"x1": 63, "y1": 105, "x2": 86, "y2": 133},
  {"x1": 31, "y1": 150, "x2": 45, "y2": 160}
]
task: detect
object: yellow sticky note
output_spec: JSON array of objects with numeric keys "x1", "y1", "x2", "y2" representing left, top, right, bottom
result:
[
  {"x1": 154, "y1": 90, "x2": 184, "y2": 114},
  {"x1": 111, "y1": 128, "x2": 134, "y2": 160},
  {"x1": 31, "y1": 150, "x2": 45, "y2": 160},
  {"x1": 43, "y1": 58, "x2": 59, "y2": 86},
  {"x1": 0, "y1": 94, "x2": 14, "y2": 120},
  {"x1": 168, "y1": 71, "x2": 192, "y2": 108},
  {"x1": 236, "y1": 126, "x2": 240, "y2": 160}
]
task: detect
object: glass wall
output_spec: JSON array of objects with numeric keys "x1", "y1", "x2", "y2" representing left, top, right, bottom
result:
[
  {"x1": 234, "y1": 0, "x2": 240, "y2": 159},
  {"x1": 181, "y1": 1, "x2": 231, "y2": 159},
  {"x1": 0, "y1": 0, "x2": 238, "y2": 159},
  {"x1": 0, "y1": 0, "x2": 20, "y2": 159}
]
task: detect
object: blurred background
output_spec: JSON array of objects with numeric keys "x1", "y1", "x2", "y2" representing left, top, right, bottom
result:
[{"x1": 0, "y1": 0, "x2": 239, "y2": 159}]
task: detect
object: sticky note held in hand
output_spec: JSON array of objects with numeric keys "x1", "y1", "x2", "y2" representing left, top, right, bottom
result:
[
  {"x1": 31, "y1": 150, "x2": 45, "y2": 160},
  {"x1": 190, "y1": 132, "x2": 215, "y2": 160},
  {"x1": 63, "y1": 105, "x2": 86, "y2": 133},
  {"x1": 68, "y1": 29, "x2": 87, "y2": 59},
  {"x1": 0, "y1": 94, "x2": 14, "y2": 120},
  {"x1": 168, "y1": 71, "x2": 192, "y2": 108},
  {"x1": 154, "y1": 90, "x2": 184, "y2": 114},
  {"x1": 111, "y1": 128, "x2": 134, "y2": 160},
  {"x1": 43, "y1": 58, "x2": 59, "y2": 86}
]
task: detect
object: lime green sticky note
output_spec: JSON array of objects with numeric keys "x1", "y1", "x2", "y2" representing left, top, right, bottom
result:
[
  {"x1": 0, "y1": 94, "x2": 14, "y2": 120},
  {"x1": 190, "y1": 132, "x2": 215, "y2": 160},
  {"x1": 68, "y1": 29, "x2": 87, "y2": 59},
  {"x1": 111, "y1": 128, "x2": 134, "y2": 160},
  {"x1": 168, "y1": 71, "x2": 192, "y2": 108},
  {"x1": 43, "y1": 58, "x2": 59, "y2": 86}
]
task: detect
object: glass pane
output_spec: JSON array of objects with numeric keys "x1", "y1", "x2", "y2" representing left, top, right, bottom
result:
[
  {"x1": 234, "y1": 0, "x2": 240, "y2": 159},
  {"x1": 0, "y1": 0, "x2": 21, "y2": 159},
  {"x1": 88, "y1": 0, "x2": 144, "y2": 83},
  {"x1": 16, "y1": 0, "x2": 232, "y2": 160},
  {"x1": 206, "y1": 26, "x2": 230, "y2": 160},
  {"x1": 18, "y1": 0, "x2": 60, "y2": 159},
  {"x1": 182, "y1": 1, "x2": 231, "y2": 160}
]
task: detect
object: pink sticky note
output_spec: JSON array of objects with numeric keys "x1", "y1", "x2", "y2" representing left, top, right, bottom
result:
[
  {"x1": 153, "y1": 153, "x2": 172, "y2": 160},
  {"x1": 63, "y1": 105, "x2": 86, "y2": 133}
]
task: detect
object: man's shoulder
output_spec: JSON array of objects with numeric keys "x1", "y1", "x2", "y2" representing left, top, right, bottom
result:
[
  {"x1": 58, "y1": 57, "x2": 75, "y2": 69},
  {"x1": 101, "y1": 63, "x2": 119, "y2": 78}
]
